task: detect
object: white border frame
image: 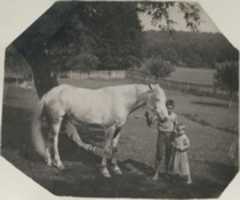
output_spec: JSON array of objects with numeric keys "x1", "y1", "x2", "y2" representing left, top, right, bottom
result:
[{"x1": 0, "y1": 1, "x2": 239, "y2": 199}]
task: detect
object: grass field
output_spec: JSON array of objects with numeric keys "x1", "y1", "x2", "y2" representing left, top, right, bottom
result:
[
  {"x1": 166, "y1": 66, "x2": 215, "y2": 86},
  {"x1": 2, "y1": 78, "x2": 238, "y2": 198}
]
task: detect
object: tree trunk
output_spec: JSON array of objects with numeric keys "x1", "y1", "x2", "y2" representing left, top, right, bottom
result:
[
  {"x1": 30, "y1": 63, "x2": 81, "y2": 154},
  {"x1": 31, "y1": 65, "x2": 58, "y2": 98}
]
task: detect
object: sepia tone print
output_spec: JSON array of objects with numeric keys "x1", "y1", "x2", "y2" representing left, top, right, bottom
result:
[{"x1": 2, "y1": 1, "x2": 238, "y2": 198}]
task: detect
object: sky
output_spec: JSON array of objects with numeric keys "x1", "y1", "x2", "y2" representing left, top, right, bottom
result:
[{"x1": 139, "y1": 3, "x2": 219, "y2": 33}]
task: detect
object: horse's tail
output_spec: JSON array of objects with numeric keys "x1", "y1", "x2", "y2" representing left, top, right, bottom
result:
[{"x1": 31, "y1": 98, "x2": 47, "y2": 160}]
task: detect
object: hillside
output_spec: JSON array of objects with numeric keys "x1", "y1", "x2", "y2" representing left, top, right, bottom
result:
[{"x1": 143, "y1": 30, "x2": 238, "y2": 68}]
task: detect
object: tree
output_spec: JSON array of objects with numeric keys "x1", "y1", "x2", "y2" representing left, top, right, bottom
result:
[
  {"x1": 138, "y1": 2, "x2": 201, "y2": 32},
  {"x1": 5, "y1": 45, "x2": 32, "y2": 80},
  {"x1": 214, "y1": 61, "x2": 239, "y2": 107}
]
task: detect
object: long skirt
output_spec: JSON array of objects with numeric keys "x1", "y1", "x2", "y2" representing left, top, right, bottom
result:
[{"x1": 168, "y1": 150, "x2": 191, "y2": 177}]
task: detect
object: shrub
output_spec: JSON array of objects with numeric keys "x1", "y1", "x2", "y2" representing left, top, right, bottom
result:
[
  {"x1": 142, "y1": 56, "x2": 175, "y2": 79},
  {"x1": 214, "y1": 61, "x2": 239, "y2": 106}
]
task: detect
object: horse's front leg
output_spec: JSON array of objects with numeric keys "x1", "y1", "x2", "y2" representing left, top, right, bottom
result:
[
  {"x1": 45, "y1": 136, "x2": 53, "y2": 166},
  {"x1": 111, "y1": 127, "x2": 122, "y2": 175},
  {"x1": 101, "y1": 126, "x2": 116, "y2": 178},
  {"x1": 51, "y1": 117, "x2": 64, "y2": 170}
]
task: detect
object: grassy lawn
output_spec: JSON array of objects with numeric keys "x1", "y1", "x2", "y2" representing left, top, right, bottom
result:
[
  {"x1": 166, "y1": 67, "x2": 215, "y2": 86},
  {"x1": 2, "y1": 79, "x2": 238, "y2": 198}
]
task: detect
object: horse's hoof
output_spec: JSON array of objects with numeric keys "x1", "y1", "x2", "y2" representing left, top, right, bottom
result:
[
  {"x1": 152, "y1": 175, "x2": 159, "y2": 181},
  {"x1": 101, "y1": 167, "x2": 111, "y2": 178},
  {"x1": 58, "y1": 164, "x2": 65, "y2": 170},
  {"x1": 46, "y1": 160, "x2": 52, "y2": 167},
  {"x1": 53, "y1": 161, "x2": 65, "y2": 170},
  {"x1": 87, "y1": 144, "x2": 97, "y2": 153},
  {"x1": 112, "y1": 166, "x2": 122, "y2": 175}
]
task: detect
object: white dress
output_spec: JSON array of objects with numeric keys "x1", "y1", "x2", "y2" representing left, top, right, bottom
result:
[{"x1": 169, "y1": 134, "x2": 191, "y2": 177}]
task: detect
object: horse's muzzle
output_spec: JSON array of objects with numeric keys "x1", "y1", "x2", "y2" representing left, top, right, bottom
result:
[{"x1": 158, "y1": 115, "x2": 168, "y2": 123}]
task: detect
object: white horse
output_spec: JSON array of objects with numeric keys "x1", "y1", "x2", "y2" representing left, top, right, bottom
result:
[{"x1": 31, "y1": 83, "x2": 168, "y2": 177}]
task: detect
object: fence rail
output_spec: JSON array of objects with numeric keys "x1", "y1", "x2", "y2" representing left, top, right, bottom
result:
[
  {"x1": 64, "y1": 70, "x2": 127, "y2": 80},
  {"x1": 126, "y1": 69, "x2": 231, "y2": 100}
]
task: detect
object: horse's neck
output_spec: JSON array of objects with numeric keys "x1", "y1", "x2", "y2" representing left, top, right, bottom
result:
[{"x1": 128, "y1": 84, "x2": 150, "y2": 114}]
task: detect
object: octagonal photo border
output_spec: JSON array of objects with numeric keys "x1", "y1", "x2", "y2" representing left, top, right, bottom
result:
[{"x1": 0, "y1": 0, "x2": 239, "y2": 200}]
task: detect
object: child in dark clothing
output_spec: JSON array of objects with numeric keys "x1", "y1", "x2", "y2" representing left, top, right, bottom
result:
[{"x1": 145, "y1": 99, "x2": 177, "y2": 180}]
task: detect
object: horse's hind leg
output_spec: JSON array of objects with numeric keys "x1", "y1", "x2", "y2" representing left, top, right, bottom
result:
[
  {"x1": 64, "y1": 121, "x2": 96, "y2": 152},
  {"x1": 111, "y1": 127, "x2": 122, "y2": 175},
  {"x1": 101, "y1": 126, "x2": 116, "y2": 178},
  {"x1": 51, "y1": 117, "x2": 64, "y2": 170},
  {"x1": 45, "y1": 138, "x2": 53, "y2": 166}
]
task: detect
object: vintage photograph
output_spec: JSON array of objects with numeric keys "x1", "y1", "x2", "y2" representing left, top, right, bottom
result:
[{"x1": 2, "y1": 1, "x2": 239, "y2": 198}]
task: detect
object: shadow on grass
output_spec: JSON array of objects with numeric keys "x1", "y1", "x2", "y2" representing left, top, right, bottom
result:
[
  {"x1": 32, "y1": 158, "x2": 231, "y2": 198},
  {"x1": 205, "y1": 160, "x2": 238, "y2": 183},
  {"x1": 2, "y1": 105, "x2": 33, "y2": 157}
]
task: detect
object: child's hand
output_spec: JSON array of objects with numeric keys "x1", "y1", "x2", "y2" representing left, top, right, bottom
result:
[
  {"x1": 144, "y1": 111, "x2": 149, "y2": 118},
  {"x1": 145, "y1": 111, "x2": 152, "y2": 127}
]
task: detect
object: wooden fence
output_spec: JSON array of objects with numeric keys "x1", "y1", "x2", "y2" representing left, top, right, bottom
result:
[
  {"x1": 127, "y1": 69, "x2": 230, "y2": 99},
  {"x1": 65, "y1": 70, "x2": 127, "y2": 80},
  {"x1": 5, "y1": 69, "x2": 234, "y2": 100}
]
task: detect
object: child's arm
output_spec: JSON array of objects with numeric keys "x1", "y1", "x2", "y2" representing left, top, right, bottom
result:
[
  {"x1": 144, "y1": 111, "x2": 158, "y2": 127},
  {"x1": 171, "y1": 140, "x2": 180, "y2": 151},
  {"x1": 173, "y1": 113, "x2": 178, "y2": 131},
  {"x1": 181, "y1": 135, "x2": 190, "y2": 152}
]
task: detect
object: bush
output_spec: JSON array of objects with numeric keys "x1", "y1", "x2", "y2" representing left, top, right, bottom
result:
[
  {"x1": 142, "y1": 56, "x2": 175, "y2": 79},
  {"x1": 124, "y1": 55, "x2": 142, "y2": 69},
  {"x1": 214, "y1": 61, "x2": 238, "y2": 93},
  {"x1": 214, "y1": 61, "x2": 238, "y2": 106}
]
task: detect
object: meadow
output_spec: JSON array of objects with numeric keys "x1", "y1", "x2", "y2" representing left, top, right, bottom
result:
[
  {"x1": 165, "y1": 66, "x2": 215, "y2": 86},
  {"x1": 2, "y1": 78, "x2": 238, "y2": 198}
]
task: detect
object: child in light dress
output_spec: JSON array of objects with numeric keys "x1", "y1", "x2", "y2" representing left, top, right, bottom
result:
[
  {"x1": 145, "y1": 99, "x2": 178, "y2": 180},
  {"x1": 168, "y1": 123, "x2": 192, "y2": 184}
]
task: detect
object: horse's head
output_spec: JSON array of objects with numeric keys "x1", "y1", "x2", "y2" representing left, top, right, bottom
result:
[{"x1": 146, "y1": 83, "x2": 168, "y2": 122}]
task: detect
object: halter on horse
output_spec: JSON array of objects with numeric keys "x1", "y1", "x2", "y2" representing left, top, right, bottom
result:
[{"x1": 31, "y1": 83, "x2": 168, "y2": 177}]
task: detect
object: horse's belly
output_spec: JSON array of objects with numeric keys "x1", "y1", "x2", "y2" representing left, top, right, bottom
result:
[
  {"x1": 61, "y1": 87, "x2": 128, "y2": 127},
  {"x1": 68, "y1": 98, "x2": 115, "y2": 126},
  {"x1": 71, "y1": 109, "x2": 112, "y2": 125}
]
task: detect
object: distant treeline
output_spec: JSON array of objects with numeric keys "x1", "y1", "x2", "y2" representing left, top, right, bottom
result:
[
  {"x1": 9, "y1": 1, "x2": 238, "y2": 75},
  {"x1": 142, "y1": 30, "x2": 238, "y2": 68}
]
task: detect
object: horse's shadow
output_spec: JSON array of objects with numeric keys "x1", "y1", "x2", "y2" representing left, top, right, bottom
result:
[{"x1": 59, "y1": 133, "x2": 154, "y2": 177}]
